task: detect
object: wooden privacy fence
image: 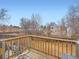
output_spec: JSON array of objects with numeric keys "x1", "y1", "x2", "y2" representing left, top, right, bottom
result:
[{"x1": 0, "y1": 35, "x2": 78, "y2": 59}]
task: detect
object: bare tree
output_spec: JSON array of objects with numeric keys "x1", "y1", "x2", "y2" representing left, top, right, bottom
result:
[
  {"x1": 20, "y1": 14, "x2": 41, "y2": 35},
  {"x1": 31, "y1": 14, "x2": 41, "y2": 34},
  {"x1": 0, "y1": 8, "x2": 10, "y2": 32},
  {"x1": 0, "y1": 8, "x2": 9, "y2": 22},
  {"x1": 66, "y1": 5, "x2": 79, "y2": 38},
  {"x1": 60, "y1": 18, "x2": 67, "y2": 36},
  {"x1": 20, "y1": 17, "x2": 30, "y2": 34}
]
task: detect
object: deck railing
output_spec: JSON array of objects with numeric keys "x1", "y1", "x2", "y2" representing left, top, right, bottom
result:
[
  {"x1": 0, "y1": 35, "x2": 30, "y2": 59},
  {"x1": 0, "y1": 35, "x2": 78, "y2": 59}
]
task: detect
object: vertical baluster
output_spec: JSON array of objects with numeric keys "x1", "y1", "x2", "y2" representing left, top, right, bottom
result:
[
  {"x1": 25, "y1": 37, "x2": 27, "y2": 49},
  {"x1": 37, "y1": 39, "x2": 39, "y2": 50},
  {"x1": 48, "y1": 40, "x2": 49, "y2": 55},
  {"x1": 38, "y1": 40, "x2": 39, "y2": 51},
  {"x1": 50, "y1": 40, "x2": 52, "y2": 55},
  {"x1": 19, "y1": 39, "x2": 21, "y2": 53},
  {"x1": 11, "y1": 40, "x2": 13, "y2": 56},
  {"x1": 48, "y1": 40, "x2": 51, "y2": 55},
  {"x1": 45, "y1": 40, "x2": 46, "y2": 53},
  {"x1": 17, "y1": 38, "x2": 20, "y2": 55},
  {"x1": 33, "y1": 38, "x2": 35, "y2": 49},
  {"x1": 43, "y1": 40, "x2": 44, "y2": 53},
  {"x1": 72, "y1": 42, "x2": 76, "y2": 56},
  {"x1": 46, "y1": 40, "x2": 48, "y2": 54},
  {"x1": 34, "y1": 39, "x2": 36, "y2": 50},
  {"x1": 9, "y1": 40, "x2": 12, "y2": 56},
  {"x1": 23, "y1": 38, "x2": 25, "y2": 51},
  {"x1": 49, "y1": 40, "x2": 51, "y2": 55},
  {"x1": 66, "y1": 42, "x2": 68, "y2": 56},
  {"x1": 7, "y1": 41, "x2": 9, "y2": 59},
  {"x1": 2, "y1": 41, "x2": 5, "y2": 59},
  {"x1": 71, "y1": 42, "x2": 72, "y2": 56},
  {"x1": 21, "y1": 38, "x2": 23, "y2": 53},
  {"x1": 16, "y1": 39, "x2": 18, "y2": 56},
  {"x1": 43, "y1": 40, "x2": 45, "y2": 53},
  {"x1": 41, "y1": 40, "x2": 42, "y2": 51},
  {"x1": 37, "y1": 40, "x2": 38, "y2": 50},
  {"x1": 52, "y1": 40, "x2": 53, "y2": 56},
  {"x1": 54, "y1": 40, "x2": 56, "y2": 56},
  {"x1": 32, "y1": 39, "x2": 34, "y2": 49},
  {"x1": 35, "y1": 39, "x2": 37, "y2": 50},
  {"x1": 37, "y1": 39, "x2": 38, "y2": 50},
  {"x1": 41, "y1": 40, "x2": 43, "y2": 52},
  {"x1": 24, "y1": 37, "x2": 26, "y2": 50},
  {"x1": 76, "y1": 40, "x2": 79, "y2": 59},
  {"x1": 39, "y1": 40, "x2": 41, "y2": 51},
  {"x1": 58, "y1": 41, "x2": 59, "y2": 58},
  {"x1": 51, "y1": 40, "x2": 53, "y2": 56},
  {"x1": 42, "y1": 40, "x2": 44, "y2": 52},
  {"x1": 62, "y1": 41, "x2": 63, "y2": 56},
  {"x1": 40, "y1": 40, "x2": 42, "y2": 51},
  {"x1": 22, "y1": 38, "x2": 24, "y2": 51}
]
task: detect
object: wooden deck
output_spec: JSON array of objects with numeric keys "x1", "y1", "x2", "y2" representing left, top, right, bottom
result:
[
  {"x1": 0, "y1": 35, "x2": 78, "y2": 59},
  {"x1": 15, "y1": 49, "x2": 57, "y2": 59}
]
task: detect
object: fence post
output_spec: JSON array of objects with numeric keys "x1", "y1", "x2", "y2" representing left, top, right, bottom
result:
[
  {"x1": 2, "y1": 41, "x2": 5, "y2": 59},
  {"x1": 76, "y1": 39, "x2": 79, "y2": 59}
]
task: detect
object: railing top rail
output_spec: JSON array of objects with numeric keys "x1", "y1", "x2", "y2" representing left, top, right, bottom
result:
[
  {"x1": 0, "y1": 35, "x2": 77, "y2": 43},
  {"x1": 0, "y1": 35, "x2": 27, "y2": 41},
  {"x1": 29, "y1": 35, "x2": 77, "y2": 43}
]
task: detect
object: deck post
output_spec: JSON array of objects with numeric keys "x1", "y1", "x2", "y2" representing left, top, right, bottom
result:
[{"x1": 28, "y1": 36, "x2": 31, "y2": 51}]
